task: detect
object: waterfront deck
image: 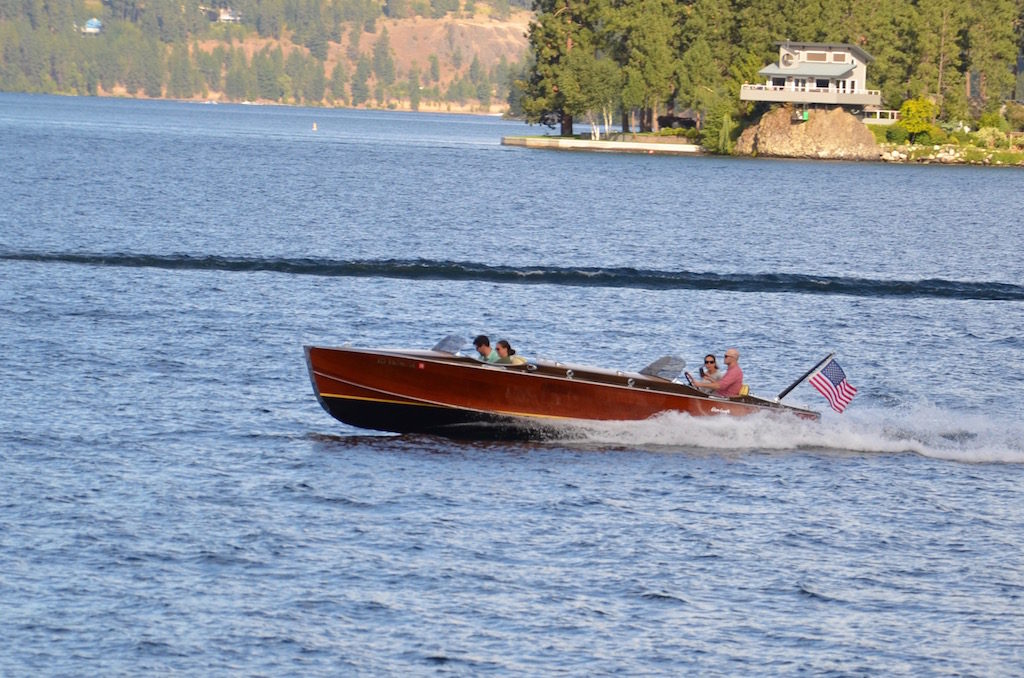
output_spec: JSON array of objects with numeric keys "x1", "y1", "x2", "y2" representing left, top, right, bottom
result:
[
  {"x1": 501, "y1": 136, "x2": 703, "y2": 155},
  {"x1": 740, "y1": 83, "x2": 882, "y2": 107}
]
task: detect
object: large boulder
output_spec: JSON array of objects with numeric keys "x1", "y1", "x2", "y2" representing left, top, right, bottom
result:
[{"x1": 735, "y1": 106, "x2": 881, "y2": 160}]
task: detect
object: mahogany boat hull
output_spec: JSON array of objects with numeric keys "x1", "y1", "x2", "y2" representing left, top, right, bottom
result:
[{"x1": 305, "y1": 345, "x2": 820, "y2": 439}]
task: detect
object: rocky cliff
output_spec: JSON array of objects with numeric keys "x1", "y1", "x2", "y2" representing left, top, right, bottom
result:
[{"x1": 735, "y1": 106, "x2": 881, "y2": 160}]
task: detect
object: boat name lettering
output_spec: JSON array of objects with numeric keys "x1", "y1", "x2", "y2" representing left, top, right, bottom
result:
[
  {"x1": 377, "y1": 357, "x2": 412, "y2": 368},
  {"x1": 710, "y1": 407, "x2": 732, "y2": 415}
]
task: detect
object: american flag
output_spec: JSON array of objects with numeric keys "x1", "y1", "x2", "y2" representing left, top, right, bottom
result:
[{"x1": 808, "y1": 358, "x2": 857, "y2": 413}]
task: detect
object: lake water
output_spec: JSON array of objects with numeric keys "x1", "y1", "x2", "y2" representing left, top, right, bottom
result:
[{"x1": 2, "y1": 93, "x2": 1023, "y2": 675}]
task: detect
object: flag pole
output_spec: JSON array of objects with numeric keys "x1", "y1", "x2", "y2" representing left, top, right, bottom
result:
[{"x1": 775, "y1": 352, "x2": 835, "y2": 402}]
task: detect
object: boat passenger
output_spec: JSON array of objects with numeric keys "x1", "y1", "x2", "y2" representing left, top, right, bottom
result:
[
  {"x1": 495, "y1": 339, "x2": 527, "y2": 365},
  {"x1": 473, "y1": 334, "x2": 500, "y2": 363},
  {"x1": 690, "y1": 348, "x2": 744, "y2": 397},
  {"x1": 696, "y1": 353, "x2": 723, "y2": 393}
]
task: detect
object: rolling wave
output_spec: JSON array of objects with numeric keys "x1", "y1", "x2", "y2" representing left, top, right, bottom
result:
[{"x1": 4, "y1": 251, "x2": 1023, "y2": 300}]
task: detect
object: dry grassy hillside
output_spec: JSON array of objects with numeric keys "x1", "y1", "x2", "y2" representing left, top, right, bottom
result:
[
  {"x1": 191, "y1": 10, "x2": 531, "y2": 113},
  {"x1": 337, "y1": 10, "x2": 531, "y2": 112},
  {"x1": 350, "y1": 12, "x2": 531, "y2": 81}
]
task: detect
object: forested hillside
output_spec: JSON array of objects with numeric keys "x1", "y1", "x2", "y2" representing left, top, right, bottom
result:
[
  {"x1": 2, "y1": 0, "x2": 1023, "y2": 133},
  {"x1": 0, "y1": 0, "x2": 530, "y2": 112},
  {"x1": 517, "y1": 0, "x2": 1024, "y2": 142}
]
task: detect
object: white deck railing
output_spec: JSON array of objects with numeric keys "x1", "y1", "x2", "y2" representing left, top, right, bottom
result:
[
  {"x1": 741, "y1": 83, "x2": 881, "y2": 96},
  {"x1": 740, "y1": 83, "x2": 882, "y2": 106}
]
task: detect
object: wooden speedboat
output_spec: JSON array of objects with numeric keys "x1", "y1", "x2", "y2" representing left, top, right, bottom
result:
[{"x1": 305, "y1": 338, "x2": 820, "y2": 439}]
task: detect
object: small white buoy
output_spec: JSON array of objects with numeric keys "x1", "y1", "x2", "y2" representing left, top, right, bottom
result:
[{"x1": 312, "y1": 122, "x2": 318, "y2": 131}]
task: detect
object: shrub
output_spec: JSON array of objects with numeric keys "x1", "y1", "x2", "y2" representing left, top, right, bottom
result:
[
  {"x1": 924, "y1": 124, "x2": 947, "y2": 144},
  {"x1": 886, "y1": 125, "x2": 908, "y2": 143},
  {"x1": 949, "y1": 130, "x2": 972, "y2": 145},
  {"x1": 1005, "y1": 102, "x2": 1024, "y2": 132},
  {"x1": 978, "y1": 111, "x2": 1009, "y2": 132},
  {"x1": 974, "y1": 126, "x2": 1008, "y2": 148}
]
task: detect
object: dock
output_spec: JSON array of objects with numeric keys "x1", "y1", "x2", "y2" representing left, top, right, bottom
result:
[{"x1": 501, "y1": 135, "x2": 703, "y2": 155}]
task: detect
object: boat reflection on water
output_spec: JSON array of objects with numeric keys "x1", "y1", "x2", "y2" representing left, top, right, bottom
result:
[{"x1": 304, "y1": 337, "x2": 820, "y2": 441}]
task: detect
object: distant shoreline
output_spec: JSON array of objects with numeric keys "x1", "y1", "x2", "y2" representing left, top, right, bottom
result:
[
  {"x1": 503, "y1": 134, "x2": 1024, "y2": 166},
  {"x1": 16, "y1": 92, "x2": 1022, "y2": 166},
  {"x1": 85, "y1": 86, "x2": 512, "y2": 118}
]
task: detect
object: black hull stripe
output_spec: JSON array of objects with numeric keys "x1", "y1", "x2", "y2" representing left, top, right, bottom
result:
[{"x1": 318, "y1": 395, "x2": 572, "y2": 440}]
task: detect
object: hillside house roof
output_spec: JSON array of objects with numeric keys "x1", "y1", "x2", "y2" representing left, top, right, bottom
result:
[
  {"x1": 776, "y1": 41, "x2": 874, "y2": 64},
  {"x1": 759, "y1": 63, "x2": 855, "y2": 78}
]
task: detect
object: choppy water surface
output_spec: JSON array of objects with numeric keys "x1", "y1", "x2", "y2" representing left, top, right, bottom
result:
[{"x1": 2, "y1": 94, "x2": 1023, "y2": 675}]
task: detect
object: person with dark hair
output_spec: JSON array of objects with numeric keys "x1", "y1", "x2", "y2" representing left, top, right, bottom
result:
[
  {"x1": 473, "y1": 334, "x2": 500, "y2": 363},
  {"x1": 695, "y1": 353, "x2": 723, "y2": 393},
  {"x1": 495, "y1": 339, "x2": 527, "y2": 365}
]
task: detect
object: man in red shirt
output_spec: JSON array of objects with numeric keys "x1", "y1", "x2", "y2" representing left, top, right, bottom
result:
[{"x1": 690, "y1": 348, "x2": 744, "y2": 397}]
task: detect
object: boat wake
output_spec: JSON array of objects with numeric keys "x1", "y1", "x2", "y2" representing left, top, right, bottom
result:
[
  {"x1": 3, "y1": 251, "x2": 1022, "y2": 300},
  {"x1": 565, "y1": 404, "x2": 1024, "y2": 464}
]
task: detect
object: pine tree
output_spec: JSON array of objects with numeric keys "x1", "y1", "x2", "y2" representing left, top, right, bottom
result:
[
  {"x1": 408, "y1": 64, "x2": 422, "y2": 109},
  {"x1": 330, "y1": 61, "x2": 349, "y2": 104},
  {"x1": 518, "y1": 0, "x2": 592, "y2": 135},
  {"x1": 963, "y1": 0, "x2": 1019, "y2": 114},
  {"x1": 910, "y1": 0, "x2": 969, "y2": 118},
  {"x1": 372, "y1": 27, "x2": 395, "y2": 86},
  {"x1": 166, "y1": 43, "x2": 196, "y2": 99},
  {"x1": 614, "y1": 0, "x2": 681, "y2": 131},
  {"x1": 351, "y1": 54, "x2": 371, "y2": 105}
]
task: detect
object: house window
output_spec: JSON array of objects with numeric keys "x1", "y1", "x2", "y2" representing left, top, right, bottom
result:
[
  {"x1": 815, "y1": 79, "x2": 829, "y2": 89},
  {"x1": 772, "y1": 77, "x2": 785, "y2": 87},
  {"x1": 832, "y1": 53, "x2": 846, "y2": 62},
  {"x1": 806, "y1": 52, "x2": 827, "y2": 62}
]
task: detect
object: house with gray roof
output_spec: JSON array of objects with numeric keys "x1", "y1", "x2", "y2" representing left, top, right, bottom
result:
[
  {"x1": 80, "y1": 17, "x2": 103, "y2": 35},
  {"x1": 740, "y1": 41, "x2": 882, "y2": 110}
]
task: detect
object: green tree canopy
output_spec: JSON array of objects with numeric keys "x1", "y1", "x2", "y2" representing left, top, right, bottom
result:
[
  {"x1": 518, "y1": 0, "x2": 594, "y2": 135},
  {"x1": 372, "y1": 27, "x2": 396, "y2": 86},
  {"x1": 898, "y1": 96, "x2": 939, "y2": 140}
]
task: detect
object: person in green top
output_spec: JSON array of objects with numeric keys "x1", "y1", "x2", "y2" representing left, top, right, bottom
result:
[{"x1": 473, "y1": 335, "x2": 500, "y2": 363}]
